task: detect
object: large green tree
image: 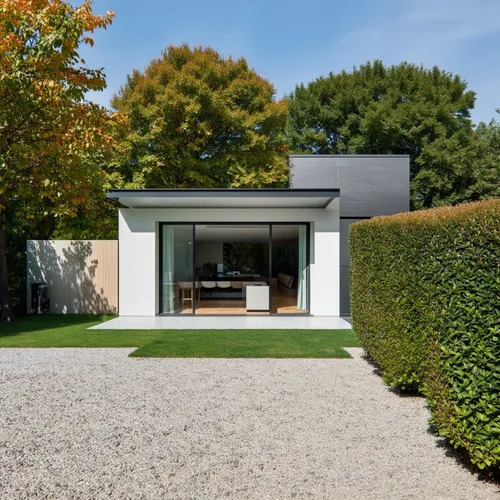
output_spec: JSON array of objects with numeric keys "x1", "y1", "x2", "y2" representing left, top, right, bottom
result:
[
  {"x1": 0, "y1": 0, "x2": 114, "y2": 320},
  {"x1": 111, "y1": 44, "x2": 289, "y2": 189},
  {"x1": 286, "y1": 60, "x2": 493, "y2": 209},
  {"x1": 466, "y1": 118, "x2": 500, "y2": 200}
]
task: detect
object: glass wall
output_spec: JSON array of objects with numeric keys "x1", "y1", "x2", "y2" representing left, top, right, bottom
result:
[
  {"x1": 159, "y1": 223, "x2": 309, "y2": 315},
  {"x1": 160, "y1": 225, "x2": 194, "y2": 314},
  {"x1": 271, "y1": 224, "x2": 309, "y2": 314},
  {"x1": 195, "y1": 224, "x2": 269, "y2": 315}
]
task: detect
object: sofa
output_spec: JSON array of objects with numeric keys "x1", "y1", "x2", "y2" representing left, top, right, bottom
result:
[{"x1": 277, "y1": 272, "x2": 294, "y2": 289}]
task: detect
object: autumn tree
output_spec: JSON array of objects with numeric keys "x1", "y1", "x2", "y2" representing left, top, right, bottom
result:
[
  {"x1": 0, "y1": 0, "x2": 114, "y2": 320},
  {"x1": 111, "y1": 44, "x2": 289, "y2": 189},
  {"x1": 286, "y1": 61, "x2": 488, "y2": 209}
]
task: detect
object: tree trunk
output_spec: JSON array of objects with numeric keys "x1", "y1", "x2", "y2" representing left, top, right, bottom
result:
[{"x1": 0, "y1": 206, "x2": 12, "y2": 322}]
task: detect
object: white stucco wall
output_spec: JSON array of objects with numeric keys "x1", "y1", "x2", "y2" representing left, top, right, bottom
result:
[{"x1": 118, "y1": 202, "x2": 340, "y2": 316}]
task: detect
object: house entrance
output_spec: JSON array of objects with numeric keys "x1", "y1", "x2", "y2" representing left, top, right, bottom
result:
[{"x1": 159, "y1": 223, "x2": 309, "y2": 315}]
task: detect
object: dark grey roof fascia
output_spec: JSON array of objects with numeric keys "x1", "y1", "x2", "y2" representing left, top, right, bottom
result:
[{"x1": 106, "y1": 188, "x2": 340, "y2": 201}]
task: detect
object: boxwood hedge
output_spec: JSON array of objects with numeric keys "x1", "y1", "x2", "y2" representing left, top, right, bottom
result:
[{"x1": 350, "y1": 199, "x2": 500, "y2": 470}]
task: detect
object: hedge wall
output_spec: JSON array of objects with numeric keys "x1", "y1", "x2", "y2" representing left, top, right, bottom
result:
[{"x1": 350, "y1": 199, "x2": 500, "y2": 470}]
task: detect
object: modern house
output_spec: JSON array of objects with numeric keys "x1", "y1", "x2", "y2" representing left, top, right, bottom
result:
[{"x1": 107, "y1": 155, "x2": 409, "y2": 318}]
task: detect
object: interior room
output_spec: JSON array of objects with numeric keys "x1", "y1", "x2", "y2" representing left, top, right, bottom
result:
[
  {"x1": 160, "y1": 223, "x2": 309, "y2": 315},
  {"x1": 194, "y1": 223, "x2": 308, "y2": 315}
]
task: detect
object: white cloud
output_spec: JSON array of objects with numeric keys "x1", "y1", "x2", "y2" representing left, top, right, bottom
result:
[{"x1": 402, "y1": 0, "x2": 500, "y2": 41}]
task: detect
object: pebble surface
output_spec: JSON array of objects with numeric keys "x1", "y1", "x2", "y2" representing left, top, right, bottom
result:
[{"x1": 0, "y1": 348, "x2": 498, "y2": 499}]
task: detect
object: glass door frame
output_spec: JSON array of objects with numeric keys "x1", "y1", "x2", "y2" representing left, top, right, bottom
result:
[
  {"x1": 158, "y1": 222, "x2": 310, "y2": 316},
  {"x1": 158, "y1": 222, "x2": 195, "y2": 315}
]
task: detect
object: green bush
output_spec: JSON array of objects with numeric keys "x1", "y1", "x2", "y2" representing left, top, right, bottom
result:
[{"x1": 350, "y1": 199, "x2": 500, "y2": 470}]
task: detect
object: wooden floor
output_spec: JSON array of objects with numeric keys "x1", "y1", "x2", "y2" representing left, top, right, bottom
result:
[{"x1": 179, "y1": 287, "x2": 307, "y2": 315}]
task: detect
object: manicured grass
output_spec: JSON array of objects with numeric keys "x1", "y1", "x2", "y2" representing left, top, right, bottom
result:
[
  {"x1": 0, "y1": 315, "x2": 360, "y2": 358},
  {"x1": 0, "y1": 315, "x2": 158, "y2": 348},
  {"x1": 130, "y1": 329, "x2": 360, "y2": 358}
]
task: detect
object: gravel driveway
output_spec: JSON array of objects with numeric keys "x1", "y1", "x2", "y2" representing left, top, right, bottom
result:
[{"x1": 0, "y1": 348, "x2": 498, "y2": 499}]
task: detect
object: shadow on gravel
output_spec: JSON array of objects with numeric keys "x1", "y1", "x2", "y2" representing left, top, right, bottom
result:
[
  {"x1": 361, "y1": 351, "x2": 422, "y2": 396},
  {"x1": 360, "y1": 351, "x2": 500, "y2": 487},
  {"x1": 427, "y1": 430, "x2": 500, "y2": 487},
  {"x1": 360, "y1": 351, "x2": 384, "y2": 375}
]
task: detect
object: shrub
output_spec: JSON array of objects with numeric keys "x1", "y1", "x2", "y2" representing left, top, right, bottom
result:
[{"x1": 350, "y1": 199, "x2": 500, "y2": 470}]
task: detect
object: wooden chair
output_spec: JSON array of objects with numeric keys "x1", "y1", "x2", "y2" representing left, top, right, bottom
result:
[
  {"x1": 178, "y1": 282, "x2": 194, "y2": 305},
  {"x1": 178, "y1": 279, "x2": 201, "y2": 304}
]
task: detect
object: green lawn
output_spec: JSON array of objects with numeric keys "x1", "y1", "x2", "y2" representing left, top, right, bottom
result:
[{"x1": 0, "y1": 315, "x2": 359, "y2": 358}]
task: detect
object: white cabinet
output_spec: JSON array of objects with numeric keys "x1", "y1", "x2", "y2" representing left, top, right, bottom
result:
[{"x1": 245, "y1": 284, "x2": 269, "y2": 311}]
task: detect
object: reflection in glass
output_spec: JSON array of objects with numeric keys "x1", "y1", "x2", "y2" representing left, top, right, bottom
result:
[
  {"x1": 161, "y1": 225, "x2": 194, "y2": 314},
  {"x1": 297, "y1": 225, "x2": 308, "y2": 310},
  {"x1": 271, "y1": 224, "x2": 309, "y2": 313}
]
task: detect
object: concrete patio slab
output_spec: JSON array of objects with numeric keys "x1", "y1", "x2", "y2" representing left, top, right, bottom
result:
[{"x1": 89, "y1": 315, "x2": 352, "y2": 330}]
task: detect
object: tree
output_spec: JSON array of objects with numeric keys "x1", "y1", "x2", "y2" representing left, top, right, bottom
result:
[
  {"x1": 466, "y1": 119, "x2": 500, "y2": 200},
  {"x1": 111, "y1": 44, "x2": 289, "y2": 189},
  {"x1": 286, "y1": 61, "x2": 486, "y2": 209},
  {"x1": 475, "y1": 119, "x2": 500, "y2": 157},
  {"x1": 0, "y1": 0, "x2": 115, "y2": 320}
]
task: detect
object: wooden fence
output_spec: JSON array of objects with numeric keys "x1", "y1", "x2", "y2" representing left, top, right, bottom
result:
[{"x1": 26, "y1": 240, "x2": 118, "y2": 314}]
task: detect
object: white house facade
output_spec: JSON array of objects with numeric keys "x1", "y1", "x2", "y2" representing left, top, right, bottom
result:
[{"x1": 108, "y1": 155, "x2": 410, "y2": 318}]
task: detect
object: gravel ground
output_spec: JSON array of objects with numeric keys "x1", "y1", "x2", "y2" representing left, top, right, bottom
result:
[{"x1": 0, "y1": 348, "x2": 498, "y2": 500}]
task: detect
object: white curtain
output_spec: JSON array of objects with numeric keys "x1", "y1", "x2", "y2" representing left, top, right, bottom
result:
[
  {"x1": 163, "y1": 226, "x2": 175, "y2": 313},
  {"x1": 297, "y1": 225, "x2": 308, "y2": 310}
]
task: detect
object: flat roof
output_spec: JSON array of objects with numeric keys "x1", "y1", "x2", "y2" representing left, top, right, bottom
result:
[
  {"x1": 289, "y1": 154, "x2": 410, "y2": 158},
  {"x1": 106, "y1": 188, "x2": 339, "y2": 209}
]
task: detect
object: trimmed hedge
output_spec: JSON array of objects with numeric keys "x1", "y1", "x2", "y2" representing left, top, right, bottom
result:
[{"x1": 350, "y1": 199, "x2": 500, "y2": 470}]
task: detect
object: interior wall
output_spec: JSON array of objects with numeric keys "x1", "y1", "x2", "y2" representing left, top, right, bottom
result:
[
  {"x1": 271, "y1": 240, "x2": 298, "y2": 284},
  {"x1": 195, "y1": 242, "x2": 223, "y2": 267}
]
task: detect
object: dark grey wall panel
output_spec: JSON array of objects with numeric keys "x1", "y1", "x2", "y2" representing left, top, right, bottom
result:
[
  {"x1": 340, "y1": 218, "x2": 366, "y2": 267},
  {"x1": 336, "y1": 156, "x2": 408, "y2": 168},
  {"x1": 290, "y1": 154, "x2": 410, "y2": 315},
  {"x1": 340, "y1": 202, "x2": 409, "y2": 218},
  {"x1": 340, "y1": 220, "x2": 350, "y2": 267},
  {"x1": 340, "y1": 266, "x2": 350, "y2": 316},
  {"x1": 289, "y1": 157, "x2": 338, "y2": 188},
  {"x1": 290, "y1": 157, "x2": 338, "y2": 189},
  {"x1": 340, "y1": 218, "x2": 366, "y2": 315},
  {"x1": 290, "y1": 155, "x2": 410, "y2": 217},
  {"x1": 337, "y1": 164, "x2": 409, "y2": 216},
  {"x1": 337, "y1": 166, "x2": 409, "y2": 201}
]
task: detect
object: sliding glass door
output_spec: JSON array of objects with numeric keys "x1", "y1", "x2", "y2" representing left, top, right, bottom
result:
[
  {"x1": 160, "y1": 225, "x2": 194, "y2": 314},
  {"x1": 159, "y1": 223, "x2": 309, "y2": 315},
  {"x1": 271, "y1": 224, "x2": 309, "y2": 314},
  {"x1": 195, "y1": 224, "x2": 269, "y2": 315}
]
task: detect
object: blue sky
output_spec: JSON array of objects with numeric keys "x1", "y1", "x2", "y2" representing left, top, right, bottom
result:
[{"x1": 79, "y1": 0, "x2": 500, "y2": 124}]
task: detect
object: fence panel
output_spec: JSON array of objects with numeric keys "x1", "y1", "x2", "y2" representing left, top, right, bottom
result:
[{"x1": 27, "y1": 240, "x2": 118, "y2": 314}]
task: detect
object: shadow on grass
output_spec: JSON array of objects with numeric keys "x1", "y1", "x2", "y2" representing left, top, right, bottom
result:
[{"x1": 0, "y1": 314, "x2": 115, "y2": 338}]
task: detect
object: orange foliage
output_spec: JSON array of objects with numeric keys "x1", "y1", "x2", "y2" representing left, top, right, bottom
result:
[{"x1": 0, "y1": 0, "x2": 117, "y2": 212}]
